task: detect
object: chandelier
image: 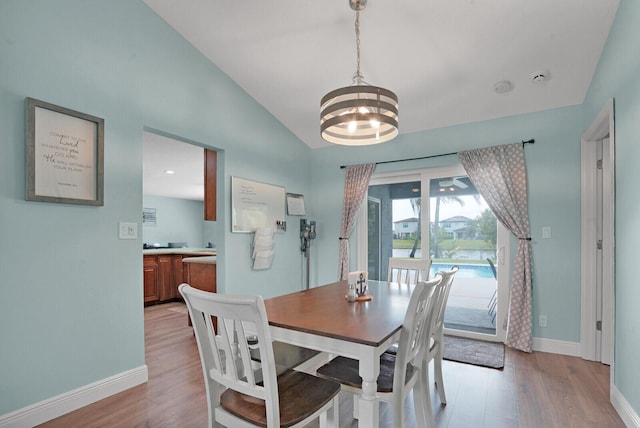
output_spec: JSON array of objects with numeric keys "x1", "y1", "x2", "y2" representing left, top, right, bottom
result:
[{"x1": 320, "y1": 0, "x2": 399, "y2": 146}]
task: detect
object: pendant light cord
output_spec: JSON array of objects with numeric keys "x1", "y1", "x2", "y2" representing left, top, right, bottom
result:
[{"x1": 353, "y1": 10, "x2": 364, "y2": 85}]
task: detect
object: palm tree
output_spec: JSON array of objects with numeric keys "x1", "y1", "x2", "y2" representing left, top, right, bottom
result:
[
  {"x1": 409, "y1": 198, "x2": 421, "y2": 258},
  {"x1": 409, "y1": 194, "x2": 468, "y2": 259},
  {"x1": 431, "y1": 195, "x2": 465, "y2": 258}
]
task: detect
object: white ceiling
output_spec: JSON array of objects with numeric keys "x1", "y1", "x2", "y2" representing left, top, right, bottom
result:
[
  {"x1": 142, "y1": 0, "x2": 619, "y2": 198},
  {"x1": 143, "y1": 131, "x2": 204, "y2": 201},
  {"x1": 144, "y1": 0, "x2": 619, "y2": 150}
]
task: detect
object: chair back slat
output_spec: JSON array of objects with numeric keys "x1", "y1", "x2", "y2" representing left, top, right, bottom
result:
[
  {"x1": 388, "y1": 258, "x2": 431, "y2": 286},
  {"x1": 430, "y1": 266, "x2": 459, "y2": 334},
  {"x1": 393, "y1": 275, "x2": 441, "y2": 393},
  {"x1": 233, "y1": 320, "x2": 258, "y2": 387}
]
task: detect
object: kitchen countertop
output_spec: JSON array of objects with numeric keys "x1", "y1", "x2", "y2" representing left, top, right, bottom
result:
[
  {"x1": 182, "y1": 256, "x2": 216, "y2": 264},
  {"x1": 143, "y1": 248, "x2": 216, "y2": 256}
]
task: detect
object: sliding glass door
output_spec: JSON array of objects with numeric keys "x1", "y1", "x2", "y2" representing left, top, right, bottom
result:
[
  {"x1": 357, "y1": 165, "x2": 510, "y2": 342},
  {"x1": 365, "y1": 177, "x2": 423, "y2": 281}
]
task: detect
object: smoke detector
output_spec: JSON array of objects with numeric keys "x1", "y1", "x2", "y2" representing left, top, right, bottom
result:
[
  {"x1": 493, "y1": 80, "x2": 513, "y2": 94},
  {"x1": 530, "y1": 70, "x2": 550, "y2": 83}
]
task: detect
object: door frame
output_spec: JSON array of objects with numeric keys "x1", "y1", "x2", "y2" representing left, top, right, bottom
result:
[
  {"x1": 356, "y1": 164, "x2": 509, "y2": 342},
  {"x1": 580, "y1": 99, "x2": 615, "y2": 369},
  {"x1": 366, "y1": 196, "x2": 382, "y2": 280}
]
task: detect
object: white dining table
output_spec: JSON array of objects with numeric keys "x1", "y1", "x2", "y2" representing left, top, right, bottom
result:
[{"x1": 263, "y1": 279, "x2": 415, "y2": 428}]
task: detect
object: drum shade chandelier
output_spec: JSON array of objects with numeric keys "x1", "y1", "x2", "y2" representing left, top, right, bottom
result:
[{"x1": 320, "y1": 0, "x2": 399, "y2": 146}]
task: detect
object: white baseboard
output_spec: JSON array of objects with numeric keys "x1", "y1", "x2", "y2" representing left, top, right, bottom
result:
[
  {"x1": 532, "y1": 336, "x2": 580, "y2": 356},
  {"x1": 612, "y1": 385, "x2": 640, "y2": 428},
  {"x1": 0, "y1": 365, "x2": 148, "y2": 428}
]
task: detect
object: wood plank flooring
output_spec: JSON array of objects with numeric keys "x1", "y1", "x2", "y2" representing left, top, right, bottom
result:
[{"x1": 38, "y1": 302, "x2": 625, "y2": 428}]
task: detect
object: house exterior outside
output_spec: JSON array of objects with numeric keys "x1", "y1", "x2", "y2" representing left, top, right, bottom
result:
[
  {"x1": 393, "y1": 217, "x2": 419, "y2": 238},
  {"x1": 437, "y1": 216, "x2": 476, "y2": 240}
]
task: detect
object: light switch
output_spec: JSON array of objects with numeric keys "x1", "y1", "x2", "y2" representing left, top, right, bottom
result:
[
  {"x1": 119, "y1": 222, "x2": 138, "y2": 239},
  {"x1": 542, "y1": 226, "x2": 552, "y2": 239}
]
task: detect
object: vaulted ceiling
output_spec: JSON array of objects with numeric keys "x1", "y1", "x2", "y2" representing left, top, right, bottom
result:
[
  {"x1": 144, "y1": 0, "x2": 619, "y2": 150},
  {"x1": 142, "y1": 0, "x2": 619, "y2": 200}
]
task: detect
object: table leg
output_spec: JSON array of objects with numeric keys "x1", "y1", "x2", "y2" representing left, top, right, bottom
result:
[{"x1": 358, "y1": 354, "x2": 380, "y2": 427}]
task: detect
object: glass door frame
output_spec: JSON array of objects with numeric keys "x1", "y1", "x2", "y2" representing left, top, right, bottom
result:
[{"x1": 356, "y1": 164, "x2": 510, "y2": 342}]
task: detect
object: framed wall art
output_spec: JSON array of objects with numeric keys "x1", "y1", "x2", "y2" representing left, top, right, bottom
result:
[
  {"x1": 25, "y1": 97, "x2": 104, "y2": 206},
  {"x1": 286, "y1": 193, "x2": 305, "y2": 215}
]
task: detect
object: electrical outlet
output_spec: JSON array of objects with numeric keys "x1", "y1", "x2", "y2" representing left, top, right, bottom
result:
[
  {"x1": 539, "y1": 314, "x2": 548, "y2": 328},
  {"x1": 119, "y1": 222, "x2": 138, "y2": 239},
  {"x1": 542, "y1": 226, "x2": 552, "y2": 239}
]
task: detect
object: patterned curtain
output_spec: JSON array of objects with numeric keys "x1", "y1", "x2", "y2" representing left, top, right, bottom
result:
[
  {"x1": 338, "y1": 163, "x2": 376, "y2": 281},
  {"x1": 458, "y1": 143, "x2": 533, "y2": 353}
]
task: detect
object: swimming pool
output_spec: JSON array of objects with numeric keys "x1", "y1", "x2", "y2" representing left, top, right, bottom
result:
[{"x1": 430, "y1": 263, "x2": 495, "y2": 279}]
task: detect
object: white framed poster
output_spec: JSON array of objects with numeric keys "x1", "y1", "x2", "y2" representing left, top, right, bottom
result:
[
  {"x1": 286, "y1": 193, "x2": 306, "y2": 215},
  {"x1": 25, "y1": 97, "x2": 104, "y2": 206}
]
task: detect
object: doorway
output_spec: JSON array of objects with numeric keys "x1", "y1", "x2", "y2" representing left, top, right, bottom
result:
[{"x1": 141, "y1": 130, "x2": 221, "y2": 305}]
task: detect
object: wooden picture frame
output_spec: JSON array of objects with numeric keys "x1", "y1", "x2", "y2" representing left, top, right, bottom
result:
[{"x1": 25, "y1": 97, "x2": 104, "y2": 206}]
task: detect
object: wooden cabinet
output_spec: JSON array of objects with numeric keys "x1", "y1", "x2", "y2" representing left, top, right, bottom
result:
[
  {"x1": 183, "y1": 257, "x2": 217, "y2": 329},
  {"x1": 143, "y1": 254, "x2": 211, "y2": 305},
  {"x1": 157, "y1": 255, "x2": 174, "y2": 301},
  {"x1": 183, "y1": 259, "x2": 216, "y2": 293},
  {"x1": 171, "y1": 255, "x2": 185, "y2": 297},
  {"x1": 143, "y1": 257, "x2": 160, "y2": 303}
]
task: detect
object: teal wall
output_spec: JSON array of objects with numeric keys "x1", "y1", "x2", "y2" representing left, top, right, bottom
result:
[
  {"x1": 0, "y1": 0, "x2": 310, "y2": 415},
  {"x1": 1, "y1": 0, "x2": 638, "y2": 422},
  {"x1": 142, "y1": 194, "x2": 205, "y2": 248},
  {"x1": 583, "y1": 0, "x2": 640, "y2": 414},
  {"x1": 310, "y1": 106, "x2": 583, "y2": 344}
]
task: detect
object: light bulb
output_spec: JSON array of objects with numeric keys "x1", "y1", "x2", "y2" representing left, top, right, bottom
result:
[
  {"x1": 348, "y1": 121, "x2": 357, "y2": 132},
  {"x1": 370, "y1": 119, "x2": 380, "y2": 129}
]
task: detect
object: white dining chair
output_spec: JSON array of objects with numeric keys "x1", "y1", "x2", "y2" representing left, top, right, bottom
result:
[
  {"x1": 179, "y1": 283, "x2": 340, "y2": 428},
  {"x1": 387, "y1": 257, "x2": 432, "y2": 285},
  {"x1": 422, "y1": 265, "x2": 458, "y2": 426},
  {"x1": 316, "y1": 275, "x2": 443, "y2": 428}
]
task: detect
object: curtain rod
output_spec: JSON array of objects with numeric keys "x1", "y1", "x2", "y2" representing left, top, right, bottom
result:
[{"x1": 339, "y1": 139, "x2": 535, "y2": 169}]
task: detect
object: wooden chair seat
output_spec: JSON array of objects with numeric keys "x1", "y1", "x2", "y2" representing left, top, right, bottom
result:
[
  {"x1": 316, "y1": 352, "x2": 414, "y2": 393},
  {"x1": 221, "y1": 369, "x2": 340, "y2": 427}
]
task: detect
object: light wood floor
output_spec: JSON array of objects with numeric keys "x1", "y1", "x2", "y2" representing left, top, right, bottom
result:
[{"x1": 39, "y1": 302, "x2": 625, "y2": 428}]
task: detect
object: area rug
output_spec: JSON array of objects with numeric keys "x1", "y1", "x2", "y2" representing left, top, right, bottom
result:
[{"x1": 443, "y1": 335, "x2": 504, "y2": 369}]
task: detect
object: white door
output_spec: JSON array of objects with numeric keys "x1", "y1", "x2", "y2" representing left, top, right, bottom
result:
[
  {"x1": 596, "y1": 137, "x2": 613, "y2": 364},
  {"x1": 580, "y1": 100, "x2": 615, "y2": 366}
]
